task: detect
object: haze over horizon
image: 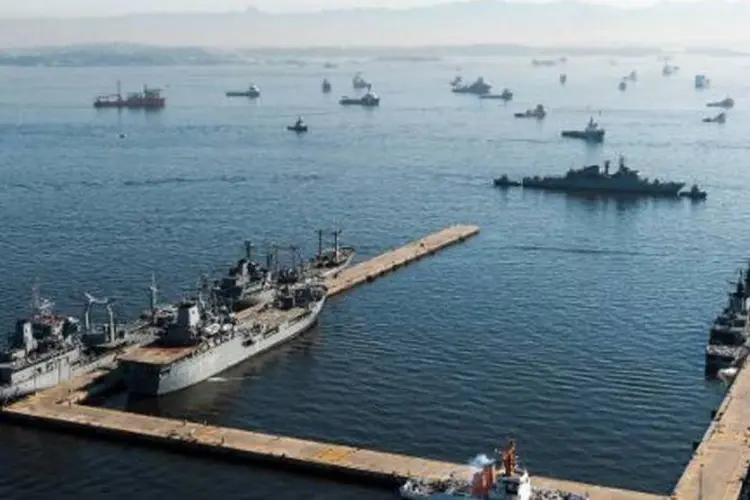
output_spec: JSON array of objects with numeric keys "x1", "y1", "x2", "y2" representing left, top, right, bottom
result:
[
  {"x1": 2, "y1": 0, "x2": 750, "y2": 49},
  {"x1": 0, "y1": 0, "x2": 705, "y2": 18}
]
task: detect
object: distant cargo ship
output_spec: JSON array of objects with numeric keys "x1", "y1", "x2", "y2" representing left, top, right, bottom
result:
[{"x1": 93, "y1": 81, "x2": 165, "y2": 110}]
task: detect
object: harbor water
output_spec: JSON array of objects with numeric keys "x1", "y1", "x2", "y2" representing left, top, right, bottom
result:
[{"x1": 0, "y1": 54, "x2": 746, "y2": 498}]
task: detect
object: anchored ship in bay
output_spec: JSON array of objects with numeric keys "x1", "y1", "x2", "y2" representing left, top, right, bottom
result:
[{"x1": 493, "y1": 156, "x2": 707, "y2": 200}]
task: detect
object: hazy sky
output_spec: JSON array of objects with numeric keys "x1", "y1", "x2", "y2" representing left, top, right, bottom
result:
[{"x1": 0, "y1": 0, "x2": 691, "y2": 18}]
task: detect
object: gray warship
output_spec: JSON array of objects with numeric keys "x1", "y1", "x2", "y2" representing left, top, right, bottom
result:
[
  {"x1": 213, "y1": 241, "x2": 274, "y2": 312},
  {"x1": 494, "y1": 156, "x2": 706, "y2": 198},
  {"x1": 119, "y1": 275, "x2": 328, "y2": 396},
  {"x1": 0, "y1": 284, "x2": 157, "y2": 402},
  {"x1": 309, "y1": 229, "x2": 355, "y2": 279}
]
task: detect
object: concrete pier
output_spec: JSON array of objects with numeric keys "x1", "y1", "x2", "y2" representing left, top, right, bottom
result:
[
  {"x1": 2, "y1": 371, "x2": 663, "y2": 500},
  {"x1": 324, "y1": 224, "x2": 480, "y2": 297},
  {"x1": 672, "y1": 350, "x2": 750, "y2": 499}
]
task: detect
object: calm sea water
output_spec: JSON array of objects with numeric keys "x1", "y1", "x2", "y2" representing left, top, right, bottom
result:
[{"x1": 0, "y1": 53, "x2": 747, "y2": 498}]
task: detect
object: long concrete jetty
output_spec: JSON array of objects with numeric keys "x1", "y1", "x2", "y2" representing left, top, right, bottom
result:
[
  {"x1": 2, "y1": 371, "x2": 663, "y2": 500},
  {"x1": 324, "y1": 224, "x2": 480, "y2": 297}
]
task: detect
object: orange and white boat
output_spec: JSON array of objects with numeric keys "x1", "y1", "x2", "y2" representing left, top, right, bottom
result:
[{"x1": 399, "y1": 440, "x2": 533, "y2": 500}]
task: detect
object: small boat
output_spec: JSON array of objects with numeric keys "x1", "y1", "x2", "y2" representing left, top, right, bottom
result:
[
  {"x1": 399, "y1": 440, "x2": 532, "y2": 500},
  {"x1": 662, "y1": 63, "x2": 679, "y2": 76},
  {"x1": 702, "y1": 112, "x2": 726, "y2": 124},
  {"x1": 514, "y1": 104, "x2": 546, "y2": 119},
  {"x1": 340, "y1": 86, "x2": 380, "y2": 107},
  {"x1": 695, "y1": 74, "x2": 710, "y2": 89},
  {"x1": 679, "y1": 184, "x2": 707, "y2": 201},
  {"x1": 480, "y1": 88, "x2": 514, "y2": 101},
  {"x1": 531, "y1": 58, "x2": 558, "y2": 67},
  {"x1": 287, "y1": 116, "x2": 308, "y2": 133},
  {"x1": 493, "y1": 175, "x2": 521, "y2": 187},
  {"x1": 452, "y1": 77, "x2": 492, "y2": 95},
  {"x1": 707, "y1": 97, "x2": 734, "y2": 109},
  {"x1": 618, "y1": 80, "x2": 627, "y2": 91},
  {"x1": 625, "y1": 70, "x2": 638, "y2": 82},
  {"x1": 561, "y1": 117, "x2": 605, "y2": 143},
  {"x1": 322, "y1": 78, "x2": 332, "y2": 93},
  {"x1": 323, "y1": 62, "x2": 337, "y2": 69},
  {"x1": 559, "y1": 73, "x2": 567, "y2": 85},
  {"x1": 226, "y1": 84, "x2": 261, "y2": 98},
  {"x1": 450, "y1": 75, "x2": 463, "y2": 87},
  {"x1": 352, "y1": 72, "x2": 371, "y2": 89}
]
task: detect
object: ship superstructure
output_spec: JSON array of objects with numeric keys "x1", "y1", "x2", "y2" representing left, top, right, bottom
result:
[{"x1": 309, "y1": 229, "x2": 355, "y2": 279}]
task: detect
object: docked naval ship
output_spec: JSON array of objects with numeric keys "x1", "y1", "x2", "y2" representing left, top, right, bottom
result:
[
  {"x1": 309, "y1": 229, "x2": 355, "y2": 279},
  {"x1": 520, "y1": 156, "x2": 687, "y2": 197},
  {"x1": 213, "y1": 240, "x2": 274, "y2": 312},
  {"x1": 0, "y1": 285, "x2": 157, "y2": 402},
  {"x1": 119, "y1": 275, "x2": 328, "y2": 396}
]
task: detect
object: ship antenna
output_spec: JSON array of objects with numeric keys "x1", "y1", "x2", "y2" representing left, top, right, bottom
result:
[{"x1": 148, "y1": 273, "x2": 158, "y2": 320}]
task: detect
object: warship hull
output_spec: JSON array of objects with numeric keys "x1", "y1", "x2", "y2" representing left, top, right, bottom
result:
[
  {"x1": 521, "y1": 178, "x2": 684, "y2": 197},
  {"x1": 0, "y1": 346, "x2": 137, "y2": 402},
  {"x1": 122, "y1": 297, "x2": 326, "y2": 396}
]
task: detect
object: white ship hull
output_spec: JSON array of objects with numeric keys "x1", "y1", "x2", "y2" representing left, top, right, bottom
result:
[{"x1": 122, "y1": 297, "x2": 326, "y2": 396}]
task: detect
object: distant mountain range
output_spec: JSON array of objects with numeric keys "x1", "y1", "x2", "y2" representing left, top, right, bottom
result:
[{"x1": 2, "y1": 1, "x2": 750, "y2": 51}]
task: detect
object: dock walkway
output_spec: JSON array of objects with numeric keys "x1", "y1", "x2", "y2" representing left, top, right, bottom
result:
[
  {"x1": 672, "y1": 349, "x2": 750, "y2": 499},
  {"x1": 3, "y1": 379, "x2": 663, "y2": 500}
]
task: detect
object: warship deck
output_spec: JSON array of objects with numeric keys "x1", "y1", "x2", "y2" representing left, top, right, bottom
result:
[
  {"x1": 121, "y1": 306, "x2": 313, "y2": 366},
  {"x1": 2, "y1": 369, "x2": 663, "y2": 500}
]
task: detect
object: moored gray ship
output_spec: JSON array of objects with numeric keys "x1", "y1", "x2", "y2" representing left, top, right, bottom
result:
[
  {"x1": 119, "y1": 275, "x2": 327, "y2": 396},
  {"x1": 309, "y1": 229, "x2": 355, "y2": 279},
  {"x1": 0, "y1": 284, "x2": 157, "y2": 403}
]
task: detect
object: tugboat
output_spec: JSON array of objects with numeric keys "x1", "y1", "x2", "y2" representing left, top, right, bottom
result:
[
  {"x1": 322, "y1": 78, "x2": 332, "y2": 93},
  {"x1": 513, "y1": 104, "x2": 546, "y2": 119},
  {"x1": 352, "y1": 72, "x2": 371, "y2": 89},
  {"x1": 287, "y1": 116, "x2": 308, "y2": 133},
  {"x1": 340, "y1": 85, "x2": 380, "y2": 107},
  {"x1": 702, "y1": 112, "x2": 726, "y2": 124},
  {"x1": 680, "y1": 184, "x2": 708, "y2": 201},
  {"x1": 561, "y1": 117, "x2": 605, "y2": 143},
  {"x1": 707, "y1": 97, "x2": 734, "y2": 109},
  {"x1": 559, "y1": 73, "x2": 567, "y2": 85},
  {"x1": 452, "y1": 77, "x2": 492, "y2": 95},
  {"x1": 480, "y1": 88, "x2": 514, "y2": 101},
  {"x1": 399, "y1": 440, "x2": 532, "y2": 500},
  {"x1": 226, "y1": 84, "x2": 261, "y2": 98},
  {"x1": 695, "y1": 74, "x2": 710, "y2": 89},
  {"x1": 308, "y1": 229, "x2": 355, "y2": 279},
  {"x1": 93, "y1": 81, "x2": 166, "y2": 109}
]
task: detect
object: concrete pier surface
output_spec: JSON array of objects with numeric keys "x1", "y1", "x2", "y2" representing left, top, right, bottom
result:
[
  {"x1": 323, "y1": 224, "x2": 480, "y2": 297},
  {"x1": 672, "y1": 350, "x2": 750, "y2": 500},
  {"x1": 2, "y1": 373, "x2": 663, "y2": 500}
]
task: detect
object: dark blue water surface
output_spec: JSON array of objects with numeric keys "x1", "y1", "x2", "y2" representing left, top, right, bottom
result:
[{"x1": 0, "y1": 54, "x2": 745, "y2": 498}]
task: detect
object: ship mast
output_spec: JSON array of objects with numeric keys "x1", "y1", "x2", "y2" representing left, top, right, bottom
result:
[
  {"x1": 317, "y1": 229, "x2": 324, "y2": 258},
  {"x1": 148, "y1": 273, "x2": 158, "y2": 322},
  {"x1": 332, "y1": 228, "x2": 342, "y2": 261},
  {"x1": 244, "y1": 240, "x2": 254, "y2": 261}
]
